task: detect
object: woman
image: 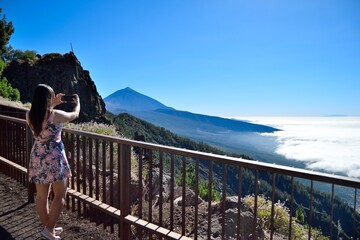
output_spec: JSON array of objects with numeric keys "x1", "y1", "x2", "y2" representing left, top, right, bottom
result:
[{"x1": 26, "y1": 84, "x2": 80, "y2": 240}]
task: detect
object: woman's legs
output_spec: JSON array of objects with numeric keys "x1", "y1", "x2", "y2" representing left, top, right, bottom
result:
[
  {"x1": 35, "y1": 183, "x2": 51, "y2": 226},
  {"x1": 47, "y1": 179, "x2": 67, "y2": 233}
]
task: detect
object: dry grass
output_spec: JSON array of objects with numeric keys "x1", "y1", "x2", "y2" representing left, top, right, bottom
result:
[{"x1": 0, "y1": 96, "x2": 30, "y2": 109}]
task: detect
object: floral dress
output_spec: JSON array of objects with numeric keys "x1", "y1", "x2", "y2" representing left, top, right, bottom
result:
[{"x1": 28, "y1": 112, "x2": 71, "y2": 184}]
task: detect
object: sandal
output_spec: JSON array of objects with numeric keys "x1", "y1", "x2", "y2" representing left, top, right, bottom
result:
[
  {"x1": 54, "y1": 227, "x2": 63, "y2": 235},
  {"x1": 40, "y1": 227, "x2": 61, "y2": 240}
]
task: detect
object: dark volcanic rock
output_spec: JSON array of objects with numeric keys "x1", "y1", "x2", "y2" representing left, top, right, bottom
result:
[{"x1": 3, "y1": 52, "x2": 107, "y2": 123}]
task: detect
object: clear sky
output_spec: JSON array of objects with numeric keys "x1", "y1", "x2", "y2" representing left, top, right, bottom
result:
[{"x1": 2, "y1": 0, "x2": 360, "y2": 117}]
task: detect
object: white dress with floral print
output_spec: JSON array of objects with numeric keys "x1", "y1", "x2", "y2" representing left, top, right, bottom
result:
[{"x1": 28, "y1": 112, "x2": 71, "y2": 184}]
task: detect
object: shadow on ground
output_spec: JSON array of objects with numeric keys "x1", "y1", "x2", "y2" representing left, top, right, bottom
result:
[{"x1": 0, "y1": 225, "x2": 15, "y2": 240}]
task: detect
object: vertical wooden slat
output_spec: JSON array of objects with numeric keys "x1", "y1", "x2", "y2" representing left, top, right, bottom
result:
[
  {"x1": 353, "y1": 188, "x2": 357, "y2": 240},
  {"x1": 89, "y1": 138, "x2": 93, "y2": 199},
  {"x1": 330, "y1": 184, "x2": 335, "y2": 239},
  {"x1": 15, "y1": 122, "x2": 20, "y2": 182},
  {"x1": 102, "y1": 140, "x2": 107, "y2": 203},
  {"x1": 194, "y1": 158, "x2": 199, "y2": 240},
  {"x1": 19, "y1": 124, "x2": 24, "y2": 184},
  {"x1": 270, "y1": 173, "x2": 276, "y2": 240},
  {"x1": 117, "y1": 143, "x2": 122, "y2": 238},
  {"x1": 10, "y1": 121, "x2": 13, "y2": 177},
  {"x1": 95, "y1": 139, "x2": 100, "y2": 201},
  {"x1": 0, "y1": 119, "x2": 3, "y2": 157},
  {"x1": 94, "y1": 135, "x2": 101, "y2": 225},
  {"x1": 23, "y1": 124, "x2": 26, "y2": 184},
  {"x1": 308, "y1": 180, "x2": 313, "y2": 240},
  {"x1": 21, "y1": 124, "x2": 25, "y2": 167},
  {"x1": 13, "y1": 122, "x2": 16, "y2": 178},
  {"x1": 23, "y1": 123, "x2": 26, "y2": 188},
  {"x1": 5, "y1": 120, "x2": 9, "y2": 161},
  {"x1": 138, "y1": 148, "x2": 143, "y2": 239},
  {"x1": 207, "y1": 161, "x2": 213, "y2": 240},
  {"x1": 221, "y1": 163, "x2": 227, "y2": 239},
  {"x1": 21, "y1": 123, "x2": 25, "y2": 183},
  {"x1": 17, "y1": 122, "x2": 21, "y2": 180},
  {"x1": 109, "y1": 142, "x2": 114, "y2": 233},
  {"x1": 5, "y1": 120, "x2": 9, "y2": 160},
  {"x1": 11, "y1": 121, "x2": 14, "y2": 178},
  {"x1": 12, "y1": 122, "x2": 16, "y2": 180},
  {"x1": 119, "y1": 144, "x2": 131, "y2": 240},
  {"x1": 237, "y1": 167, "x2": 242, "y2": 240},
  {"x1": 288, "y1": 176, "x2": 294, "y2": 240},
  {"x1": 102, "y1": 140, "x2": 107, "y2": 229},
  {"x1": 14, "y1": 122, "x2": 19, "y2": 182},
  {"x1": 64, "y1": 132, "x2": 70, "y2": 209},
  {"x1": 2, "y1": 119, "x2": 6, "y2": 157},
  {"x1": 181, "y1": 156, "x2": 186, "y2": 236},
  {"x1": 8, "y1": 122, "x2": 14, "y2": 179},
  {"x1": 0, "y1": 119, "x2": 3, "y2": 158},
  {"x1": 70, "y1": 133, "x2": 75, "y2": 212},
  {"x1": 159, "y1": 151, "x2": 163, "y2": 227},
  {"x1": 82, "y1": 136, "x2": 87, "y2": 217},
  {"x1": 9, "y1": 121, "x2": 12, "y2": 160},
  {"x1": 170, "y1": 154, "x2": 175, "y2": 231},
  {"x1": 148, "y1": 151, "x2": 153, "y2": 224},
  {"x1": 88, "y1": 138, "x2": 94, "y2": 222},
  {"x1": 14, "y1": 122, "x2": 17, "y2": 179},
  {"x1": 76, "y1": 134, "x2": 81, "y2": 216},
  {"x1": 253, "y1": 170, "x2": 259, "y2": 239},
  {"x1": 26, "y1": 124, "x2": 34, "y2": 203}
]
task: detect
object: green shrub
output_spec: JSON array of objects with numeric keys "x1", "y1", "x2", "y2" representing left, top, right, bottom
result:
[
  {"x1": 11, "y1": 49, "x2": 37, "y2": 62},
  {"x1": 0, "y1": 58, "x2": 5, "y2": 74},
  {"x1": 19, "y1": 50, "x2": 37, "y2": 61},
  {"x1": 0, "y1": 77, "x2": 20, "y2": 101},
  {"x1": 175, "y1": 163, "x2": 221, "y2": 202},
  {"x1": 243, "y1": 195, "x2": 328, "y2": 240},
  {"x1": 198, "y1": 179, "x2": 221, "y2": 202}
]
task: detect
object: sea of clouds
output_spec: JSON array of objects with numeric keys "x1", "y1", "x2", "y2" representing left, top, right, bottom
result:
[{"x1": 238, "y1": 116, "x2": 360, "y2": 179}]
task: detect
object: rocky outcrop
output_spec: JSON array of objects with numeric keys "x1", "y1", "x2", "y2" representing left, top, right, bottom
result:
[
  {"x1": 196, "y1": 196, "x2": 265, "y2": 240},
  {"x1": 140, "y1": 168, "x2": 266, "y2": 239},
  {"x1": 3, "y1": 52, "x2": 107, "y2": 123}
]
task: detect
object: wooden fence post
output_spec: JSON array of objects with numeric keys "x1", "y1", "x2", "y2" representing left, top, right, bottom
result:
[
  {"x1": 119, "y1": 144, "x2": 131, "y2": 239},
  {"x1": 26, "y1": 124, "x2": 35, "y2": 203}
]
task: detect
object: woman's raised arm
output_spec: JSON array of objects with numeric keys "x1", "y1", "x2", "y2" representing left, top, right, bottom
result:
[{"x1": 52, "y1": 94, "x2": 80, "y2": 124}]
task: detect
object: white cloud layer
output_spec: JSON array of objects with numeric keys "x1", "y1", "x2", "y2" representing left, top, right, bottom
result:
[{"x1": 241, "y1": 117, "x2": 360, "y2": 178}]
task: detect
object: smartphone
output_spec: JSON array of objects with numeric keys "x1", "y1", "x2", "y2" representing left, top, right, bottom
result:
[{"x1": 61, "y1": 95, "x2": 76, "y2": 103}]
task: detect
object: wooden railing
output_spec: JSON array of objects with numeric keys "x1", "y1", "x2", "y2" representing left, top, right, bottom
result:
[{"x1": 1, "y1": 104, "x2": 360, "y2": 240}]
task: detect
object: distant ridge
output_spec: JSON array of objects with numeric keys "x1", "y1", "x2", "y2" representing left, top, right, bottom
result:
[
  {"x1": 104, "y1": 87, "x2": 279, "y2": 141},
  {"x1": 155, "y1": 109, "x2": 277, "y2": 132}
]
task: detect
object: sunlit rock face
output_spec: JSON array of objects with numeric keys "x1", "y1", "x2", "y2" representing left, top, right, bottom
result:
[{"x1": 3, "y1": 52, "x2": 108, "y2": 123}]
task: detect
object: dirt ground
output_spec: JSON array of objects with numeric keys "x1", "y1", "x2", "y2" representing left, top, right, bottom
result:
[{"x1": 0, "y1": 172, "x2": 120, "y2": 240}]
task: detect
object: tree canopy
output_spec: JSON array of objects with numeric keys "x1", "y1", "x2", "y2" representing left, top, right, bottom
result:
[{"x1": 0, "y1": 8, "x2": 14, "y2": 60}]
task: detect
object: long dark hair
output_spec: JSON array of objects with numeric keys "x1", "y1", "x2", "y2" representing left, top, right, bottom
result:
[{"x1": 29, "y1": 84, "x2": 54, "y2": 135}]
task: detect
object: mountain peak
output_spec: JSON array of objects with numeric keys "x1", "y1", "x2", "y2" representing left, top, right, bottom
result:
[
  {"x1": 104, "y1": 87, "x2": 173, "y2": 114},
  {"x1": 124, "y1": 87, "x2": 134, "y2": 91},
  {"x1": 111, "y1": 87, "x2": 135, "y2": 95}
]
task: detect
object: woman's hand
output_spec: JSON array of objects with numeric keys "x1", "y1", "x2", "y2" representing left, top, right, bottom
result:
[{"x1": 54, "y1": 93, "x2": 65, "y2": 107}]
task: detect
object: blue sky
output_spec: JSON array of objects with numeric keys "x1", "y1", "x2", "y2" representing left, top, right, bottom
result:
[{"x1": 2, "y1": 0, "x2": 360, "y2": 116}]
